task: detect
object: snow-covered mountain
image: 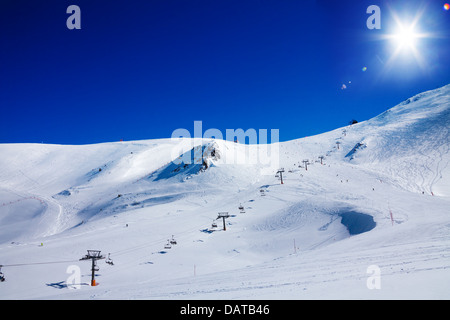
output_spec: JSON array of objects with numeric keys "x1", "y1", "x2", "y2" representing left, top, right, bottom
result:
[{"x1": 0, "y1": 84, "x2": 449, "y2": 299}]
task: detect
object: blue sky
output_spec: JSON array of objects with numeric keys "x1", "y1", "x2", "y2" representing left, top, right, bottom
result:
[{"x1": 1, "y1": 0, "x2": 449, "y2": 144}]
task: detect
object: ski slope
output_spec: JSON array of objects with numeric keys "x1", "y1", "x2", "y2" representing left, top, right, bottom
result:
[{"x1": 0, "y1": 84, "x2": 449, "y2": 299}]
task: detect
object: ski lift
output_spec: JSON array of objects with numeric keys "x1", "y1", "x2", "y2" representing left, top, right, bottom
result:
[
  {"x1": 260, "y1": 189, "x2": 265, "y2": 196},
  {"x1": 164, "y1": 240, "x2": 172, "y2": 249},
  {"x1": 170, "y1": 235, "x2": 177, "y2": 245},
  {"x1": 238, "y1": 204, "x2": 245, "y2": 213},
  {"x1": 211, "y1": 220, "x2": 218, "y2": 228},
  {"x1": 0, "y1": 266, "x2": 5, "y2": 282},
  {"x1": 106, "y1": 253, "x2": 114, "y2": 266}
]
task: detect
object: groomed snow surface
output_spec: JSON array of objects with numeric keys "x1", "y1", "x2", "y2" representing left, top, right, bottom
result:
[{"x1": 0, "y1": 84, "x2": 449, "y2": 300}]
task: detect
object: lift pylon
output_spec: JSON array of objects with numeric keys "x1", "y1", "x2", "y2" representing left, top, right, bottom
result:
[
  {"x1": 217, "y1": 212, "x2": 230, "y2": 231},
  {"x1": 276, "y1": 168, "x2": 285, "y2": 184},
  {"x1": 80, "y1": 250, "x2": 105, "y2": 286}
]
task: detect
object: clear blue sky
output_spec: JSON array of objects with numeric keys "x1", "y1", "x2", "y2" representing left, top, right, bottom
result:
[{"x1": 1, "y1": 0, "x2": 449, "y2": 144}]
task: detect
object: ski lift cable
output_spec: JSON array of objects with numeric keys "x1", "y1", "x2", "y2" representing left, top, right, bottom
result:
[
  {"x1": 110, "y1": 177, "x2": 272, "y2": 259},
  {"x1": 110, "y1": 234, "x2": 174, "y2": 257},
  {"x1": 110, "y1": 224, "x2": 202, "y2": 257},
  {"x1": 5, "y1": 180, "x2": 272, "y2": 272},
  {"x1": 112, "y1": 231, "x2": 179, "y2": 256},
  {"x1": 110, "y1": 236, "x2": 171, "y2": 257},
  {"x1": 2, "y1": 218, "x2": 195, "y2": 271},
  {"x1": 1, "y1": 259, "x2": 80, "y2": 268},
  {"x1": 109, "y1": 220, "x2": 204, "y2": 258},
  {"x1": 0, "y1": 201, "x2": 240, "y2": 273},
  {"x1": 91, "y1": 188, "x2": 248, "y2": 262}
]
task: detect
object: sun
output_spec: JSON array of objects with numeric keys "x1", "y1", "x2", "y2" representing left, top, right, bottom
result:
[
  {"x1": 387, "y1": 19, "x2": 425, "y2": 57},
  {"x1": 393, "y1": 24, "x2": 419, "y2": 50},
  {"x1": 380, "y1": 9, "x2": 431, "y2": 69}
]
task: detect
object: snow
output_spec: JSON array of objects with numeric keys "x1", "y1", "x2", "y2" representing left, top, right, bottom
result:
[{"x1": 0, "y1": 84, "x2": 450, "y2": 299}]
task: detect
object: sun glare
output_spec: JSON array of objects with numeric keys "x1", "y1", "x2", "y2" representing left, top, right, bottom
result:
[
  {"x1": 394, "y1": 24, "x2": 419, "y2": 50},
  {"x1": 380, "y1": 8, "x2": 432, "y2": 71}
]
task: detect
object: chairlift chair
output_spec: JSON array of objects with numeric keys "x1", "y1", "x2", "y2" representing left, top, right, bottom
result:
[
  {"x1": 0, "y1": 267, "x2": 5, "y2": 282},
  {"x1": 211, "y1": 220, "x2": 218, "y2": 228},
  {"x1": 170, "y1": 235, "x2": 177, "y2": 245},
  {"x1": 164, "y1": 240, "x2": 172, "y2": 249},
  {"x1": 106, "y1": 253, "x2": 114, "y2": 266}
]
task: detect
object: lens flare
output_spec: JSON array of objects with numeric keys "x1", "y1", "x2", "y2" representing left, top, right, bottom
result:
[{"x1": 444, "y1": 3, "x2": 450, "y2": 10}]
